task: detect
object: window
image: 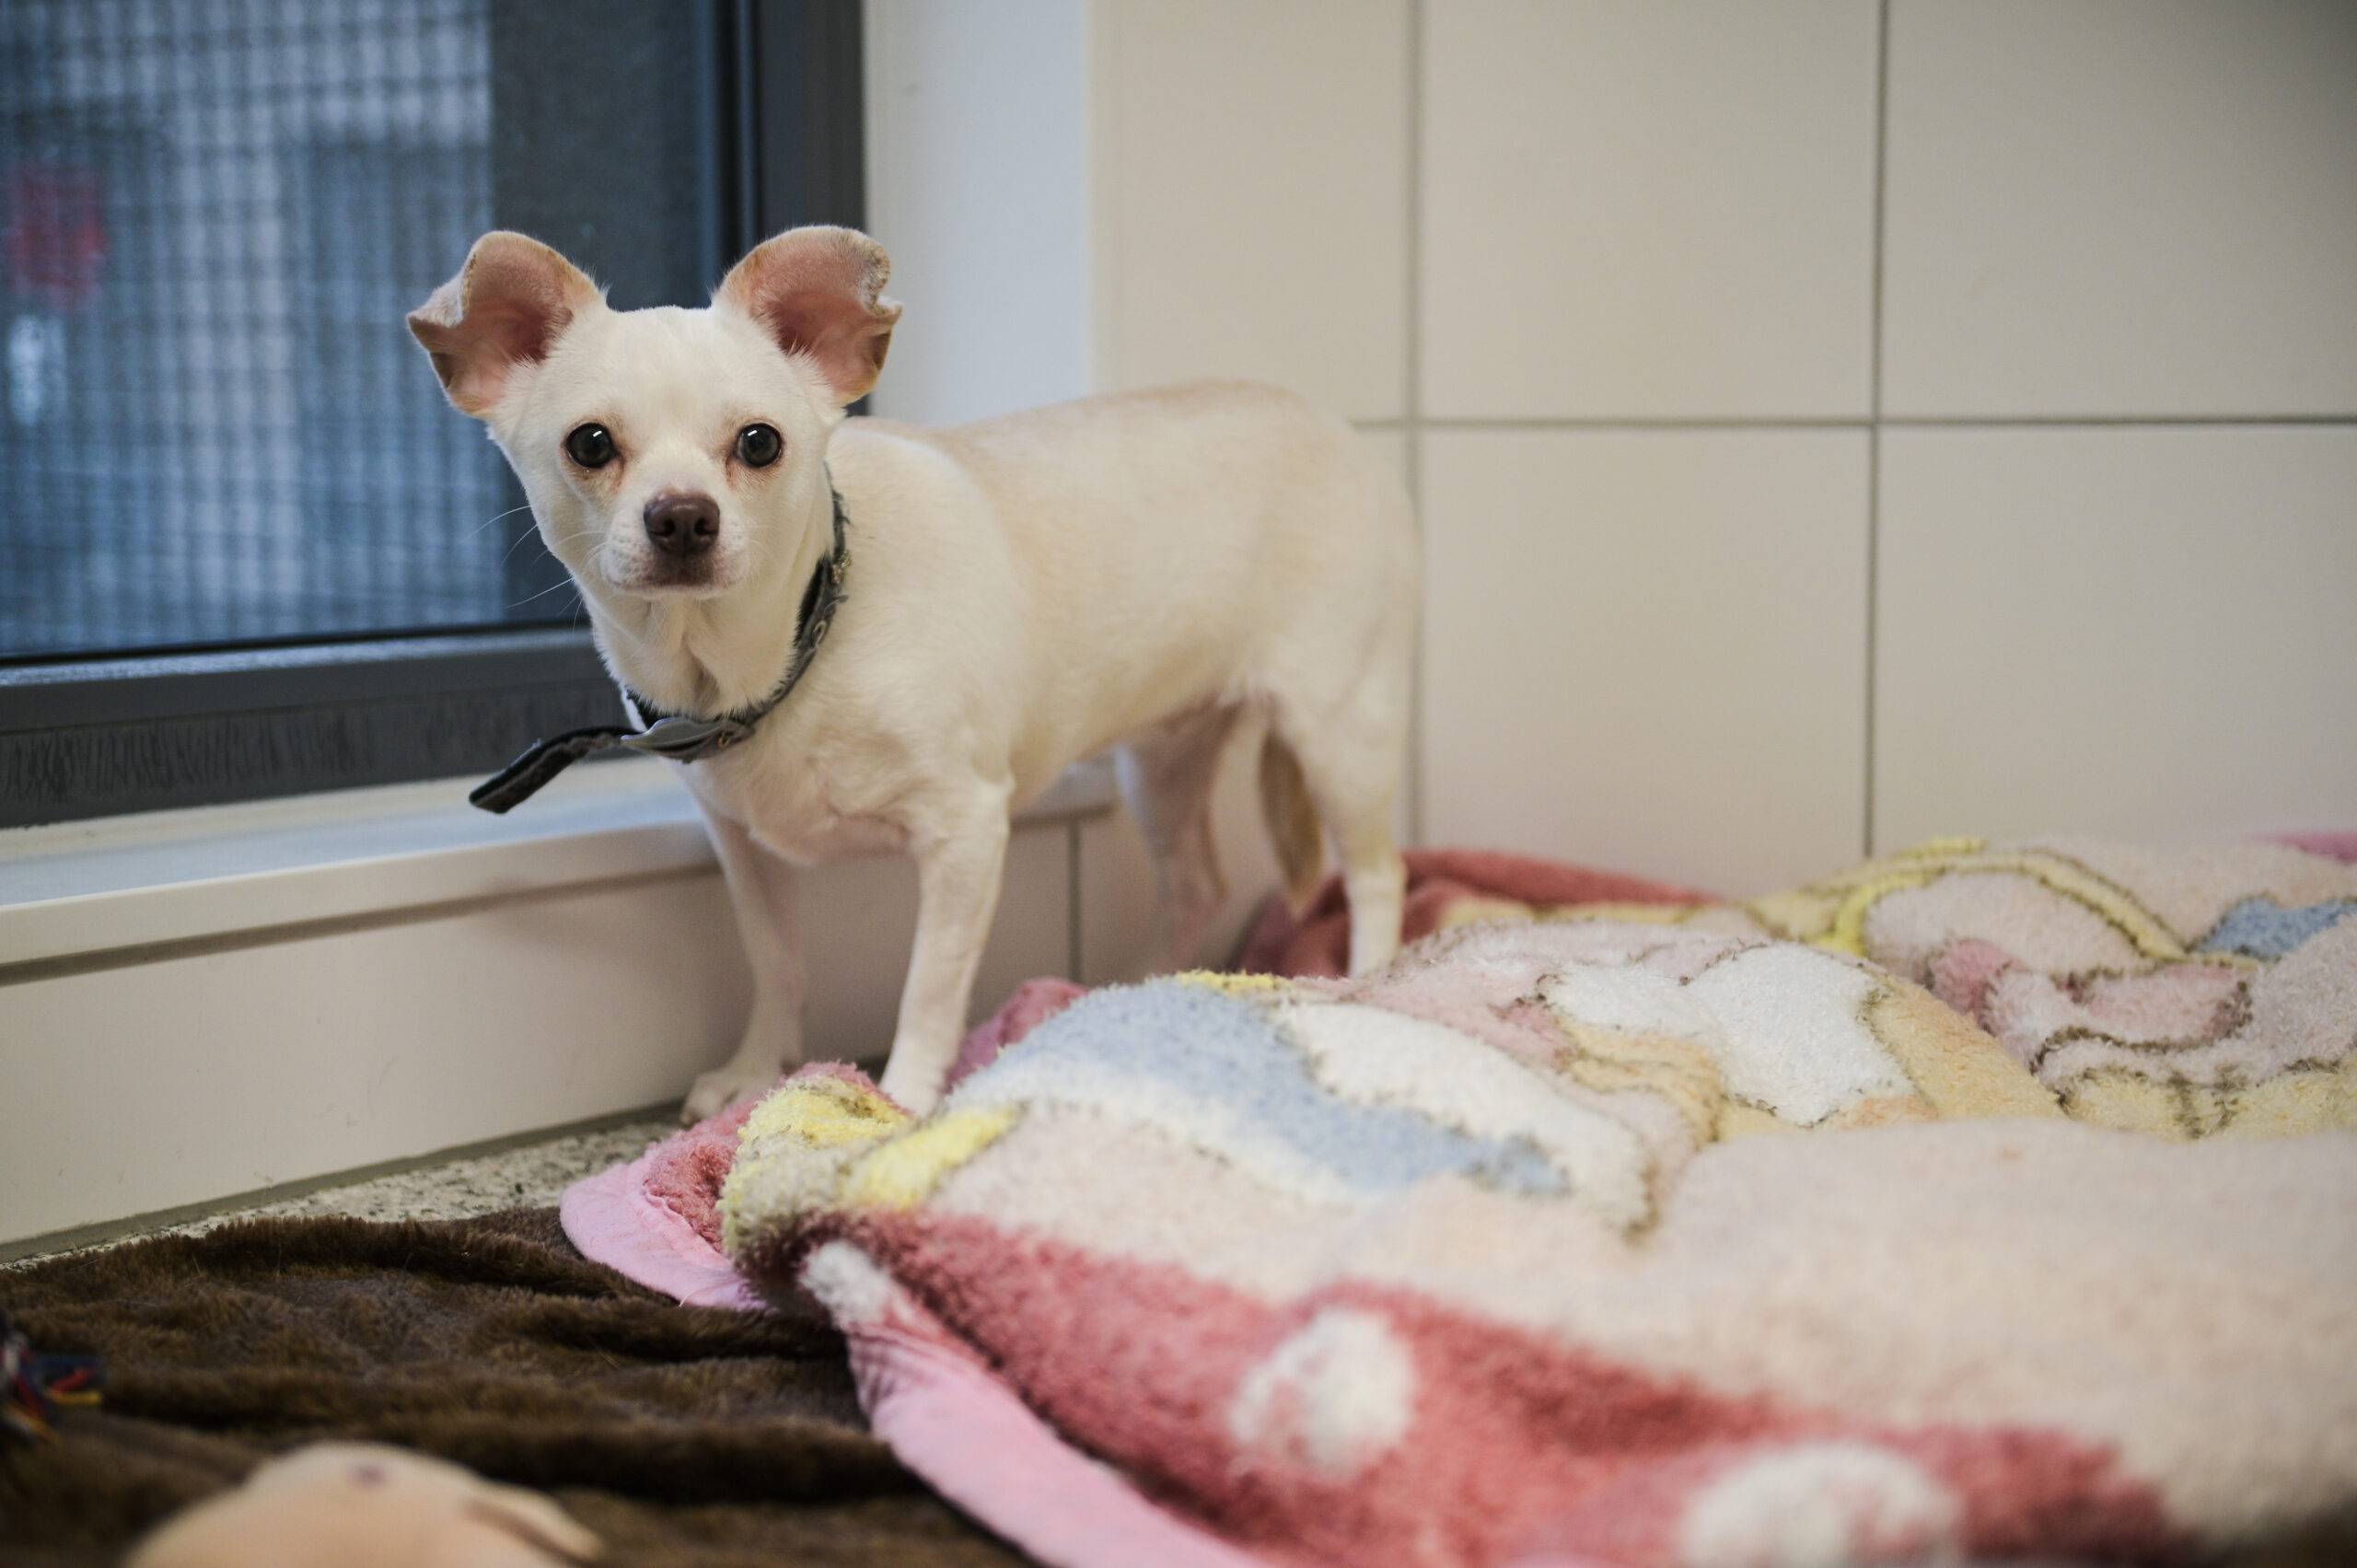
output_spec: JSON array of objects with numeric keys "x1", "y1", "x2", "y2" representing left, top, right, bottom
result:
[{"x1": 0, "y1": 0, "x2": 863, "y2": 827}]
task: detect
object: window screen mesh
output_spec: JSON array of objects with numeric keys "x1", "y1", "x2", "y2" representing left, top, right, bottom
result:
[{"x1": 0, "y1": 0, "x2": 722, "y2": 661}]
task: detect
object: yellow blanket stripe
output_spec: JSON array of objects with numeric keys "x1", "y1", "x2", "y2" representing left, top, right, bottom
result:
[
  {"x1": 1174, "y1": 970, "x2": 1292, "y2": 996},
  {"x1": 1746, "y1": 839, "x2": 2220, "y2": 968},
  {"x1": 737, "y1": 1074, "x2": 909, "y2": 1151},
  {"x1": 844, "y1": 1104, "x2": 1024, "y2": 1211}
]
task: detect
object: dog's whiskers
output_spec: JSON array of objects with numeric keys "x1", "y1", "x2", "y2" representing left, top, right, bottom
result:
[
  {"x1": 505, "y1": 576, "x2": 584, "y2": 611},
  {"x1": 467, "y1": 502, "x2": 537, "y2": 543},
  {"x1": 506, "y1": 524, "x2": 590, "y2": 565}
]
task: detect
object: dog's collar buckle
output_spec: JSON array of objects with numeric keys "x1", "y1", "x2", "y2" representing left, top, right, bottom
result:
[
  {"x1": 621, "y1": 714, "x2": 749, "y2": 762},
  {"x1": 468, "y1": 478, "x2": 849, "y2": 814}
]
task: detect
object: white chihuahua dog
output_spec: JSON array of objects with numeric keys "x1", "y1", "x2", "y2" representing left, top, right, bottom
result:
[{"x1": 411, "y1": 226, "x2": 1417, "y2": 1118}]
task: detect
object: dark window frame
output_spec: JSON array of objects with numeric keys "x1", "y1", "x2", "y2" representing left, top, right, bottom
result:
[{"x1": 0, "y1": 0, "x2": 863, "y2": 830}]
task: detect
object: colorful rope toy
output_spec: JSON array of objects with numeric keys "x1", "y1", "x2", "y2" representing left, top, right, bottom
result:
[{"x1": 1, "y1": 1306, "x2": 102, "y2": 1444}]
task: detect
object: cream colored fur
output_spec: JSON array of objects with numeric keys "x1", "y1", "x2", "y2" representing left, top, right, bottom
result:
[{"x1": 412, "y1": 226, "x2": 1417, "y2": 1117}]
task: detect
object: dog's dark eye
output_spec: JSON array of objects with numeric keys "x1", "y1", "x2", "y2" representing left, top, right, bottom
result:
[
  {"x1": 736, "y1": 424, "x2": 783, "y2": 469},
  {"x1": 564, "y1": 424, "x2": 617, "y2": 469}
]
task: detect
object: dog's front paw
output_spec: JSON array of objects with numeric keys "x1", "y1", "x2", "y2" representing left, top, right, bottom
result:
[
  {"x1": 874, "y1": 1060, "x2": 945, "y2": 1120},
  {"x1": 681, "y1": 1061, "x2": 781, "y2": 1124}
]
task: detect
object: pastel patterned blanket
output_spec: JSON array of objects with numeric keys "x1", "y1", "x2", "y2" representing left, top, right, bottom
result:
[{"x1": 564, "y1": 837, "x2": 2357, "y2": 1568}]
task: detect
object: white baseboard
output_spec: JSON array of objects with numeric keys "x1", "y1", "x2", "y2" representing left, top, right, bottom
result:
[{"x1": 0, "y1": 755, "x2": 1123, "y2": 1248}]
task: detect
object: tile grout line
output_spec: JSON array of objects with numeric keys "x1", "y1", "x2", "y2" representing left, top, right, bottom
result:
[
  {"x1": 1413, "y1": 416, "x2": 1866, "y2": 430},
  {"x1": 1403, "y1": 0, "x2": 1427, "y2": 850},
  {"x1": 1873, "y1": 413, "x2": 2357, "y2": 428},
  {"x1": 1864, "y1": 0, "x2": 1891, "y2": 861},
  {"x1": 1365, "y1": 415, "x2": 2357, "y2": 432}
]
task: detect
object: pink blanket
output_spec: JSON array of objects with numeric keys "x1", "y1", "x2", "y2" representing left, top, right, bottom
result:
[{"x1": 567, "y1": 838, "x2": 2357, "y2": 1567}]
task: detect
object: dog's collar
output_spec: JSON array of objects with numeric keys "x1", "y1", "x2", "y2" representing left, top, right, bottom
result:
[{"x1": 468, "y1": 477, "x2": 852, "y2": 814}]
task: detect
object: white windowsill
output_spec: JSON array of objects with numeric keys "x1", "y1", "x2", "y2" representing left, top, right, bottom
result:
[{"x1": 0, "y1": 752, "x2": 1120, "y2": 971}]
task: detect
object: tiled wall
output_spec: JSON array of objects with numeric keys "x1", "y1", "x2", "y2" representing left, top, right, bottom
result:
[
  {"x1": 862, "y1": 0, "x2": 1091, "y2": 425},
  {"x1": 1100, "y1": 0, "x2": 2356, "y2": 898},
  {"x1": 872, "y1": 0, "x2": 2356, "y2": 910}
]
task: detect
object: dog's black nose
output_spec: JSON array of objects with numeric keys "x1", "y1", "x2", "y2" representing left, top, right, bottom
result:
[{"x1": 644, "y1": 493, "x2": 720, "y2": 557}]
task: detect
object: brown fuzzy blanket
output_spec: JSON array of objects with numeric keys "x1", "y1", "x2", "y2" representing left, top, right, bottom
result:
[{"x1": 0, "y1": 1208, "x2": 1024, "y2": 1566}]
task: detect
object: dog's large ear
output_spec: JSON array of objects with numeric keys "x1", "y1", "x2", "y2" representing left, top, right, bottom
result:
[
  {"x1": 715, "y1": 226, "x2": 901, "y2": 405},
  {"x1": 408, "y1": 233, "x2": 600, "y2": 418}
]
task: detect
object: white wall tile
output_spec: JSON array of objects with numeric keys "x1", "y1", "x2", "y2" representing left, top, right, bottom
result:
[
  {"x1": 1076, "y1": 719, "x2": 1284, "y2": 986},
  {"x1": 1875, "y1": 427, "x2": 2357, "y2": 848},
  {"x1": 1882, "y1": 0, "x2": 2357, "y2": 418},
  {"x1": 1356, "y1": 424, "x2": 1410, "y2": 484},
  {"x1": 1421, "y1": 429, "x2": 1869, "y2": 896},
  {"x1": 1077, "y1": 807, "x2": 1160, "y2": 985},
  {"x1": 864, "y1": 0, "x2": 1092, "y2": 425},
  {"x1": 795, "y1": 820, "x2": 1074, "y2": 1055},
  {"x1": 1421, "y1": 0, "x2": 1880, "y2": 420},
  {"x1": 791, "y1": 854, "x2": 915, "y2": 1052},
  {"x1": 1097, "y1": 0, "x2": 1410, "y2": 420}
]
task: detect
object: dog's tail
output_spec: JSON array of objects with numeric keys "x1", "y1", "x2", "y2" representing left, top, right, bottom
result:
[{"x1": 1257, "y1": 728, "x2": 1326, "y2": 916}]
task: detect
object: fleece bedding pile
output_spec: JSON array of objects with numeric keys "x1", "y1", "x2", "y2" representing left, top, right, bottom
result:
[{"x1": 567, "y1": 836, "x2": 2357, "y2": 1568}]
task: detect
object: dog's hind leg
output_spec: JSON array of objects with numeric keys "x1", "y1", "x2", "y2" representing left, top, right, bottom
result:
[
  {"x1": 1268, "y1": 696, "x2": 1408, "y2": 977},
  {"x1": 684, "y1": 809, "x2": 807, "y2": 1121},
  {"x1": 1116, "y1": 703, "x2": 1243, "y2": 971},
  {"x1": 1256, "y1": 725, "x2": 1326, "y2": 917}
]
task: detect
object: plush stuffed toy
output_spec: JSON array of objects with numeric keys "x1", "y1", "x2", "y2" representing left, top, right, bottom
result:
[{"x1": 128, "y1": 1442, "x2": 598, "y2": 1568}]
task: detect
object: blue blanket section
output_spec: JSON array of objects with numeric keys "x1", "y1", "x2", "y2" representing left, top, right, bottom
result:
[
  {"x1": 2198, "y1": 897, "x2": 2357, "y2": 960},
  {"x1": 962, "y1": 982, "x2": 1566, "y2": 1200}
]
